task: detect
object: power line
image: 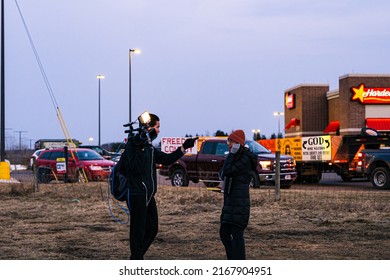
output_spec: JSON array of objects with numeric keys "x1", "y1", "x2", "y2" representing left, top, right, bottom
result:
[{"x1": 14, "y1": 0, "x2": 59, "y2": 112}]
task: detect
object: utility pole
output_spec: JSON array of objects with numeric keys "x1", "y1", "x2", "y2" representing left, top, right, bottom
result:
[
  {"x1": 14, "y1": 131, "x2": 27, "y2": 150},
  {"x1": 1, "y1": 0, "x2": 5, "y2": 161},
  {"x1": 96, "y1": 75, "x2": 105, "y2": 146}
]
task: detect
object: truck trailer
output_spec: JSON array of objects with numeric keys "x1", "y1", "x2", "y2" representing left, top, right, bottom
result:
[{"x1": 259, "y1": 134, "x2": 390, "y2": 183}]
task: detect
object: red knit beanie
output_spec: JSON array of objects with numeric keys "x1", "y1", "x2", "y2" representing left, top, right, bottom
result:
[{"x1": 228, "y1": 129, "x2": 245, "y2": 146}]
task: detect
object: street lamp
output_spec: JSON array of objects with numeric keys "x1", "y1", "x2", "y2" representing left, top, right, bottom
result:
[
  {"x1": 273, "y1": 111, "x2": 284, "y2": 201},
  {"x1": 129, "y1": 49, "x2": 141, "y2": 122},
  {"x1": 96, "y1": 74, "x2": 105, "y2": 146},
  {"x1": 273, "y1": 112, "x2": 284, "y2": 138}
]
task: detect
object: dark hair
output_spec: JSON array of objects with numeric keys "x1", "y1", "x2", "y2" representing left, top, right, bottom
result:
[{"x1": 149, "y1": 113, "x2": 159, "y2": 127}]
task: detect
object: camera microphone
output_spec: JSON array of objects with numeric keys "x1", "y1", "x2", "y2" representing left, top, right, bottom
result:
[{"x1": 123, "y1": 122, "x2": 134, "y2": 127}]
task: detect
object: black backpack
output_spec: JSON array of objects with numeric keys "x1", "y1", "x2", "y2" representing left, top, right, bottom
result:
[
  {"x1": 107, "y1": 143, "x2": 131, "y2": 224},
  {"x1": 109, "y1": 156, "x2": 131, "y2": 201}
]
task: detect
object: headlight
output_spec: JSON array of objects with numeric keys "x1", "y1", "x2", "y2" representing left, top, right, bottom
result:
[
  {"x1": 90, "y1": 165, "x2": 103, "y2": 171},
  {"x1": 287, "y1": 158, "x2": 296, "y2": 167},
  {"x1": 259, "y1": 160, "x2": 272, "y2": 170}
]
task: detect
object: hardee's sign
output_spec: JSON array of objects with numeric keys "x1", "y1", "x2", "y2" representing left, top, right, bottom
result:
[{"x1": 352, "y1": 83, "x2": 390, "y2": 104}]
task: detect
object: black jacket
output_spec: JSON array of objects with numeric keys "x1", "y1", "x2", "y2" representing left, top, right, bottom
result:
[
  {"x1": 220, "y1": 147, "x2": 258, "y2": 229},
  {"x1": 122, "y1": 135, "x2": 184, "y2": 201}
]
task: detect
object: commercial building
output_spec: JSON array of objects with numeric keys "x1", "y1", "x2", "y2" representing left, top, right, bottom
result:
[{"x1": 284, "y1": 73, "x2": 390, "y2": 137}]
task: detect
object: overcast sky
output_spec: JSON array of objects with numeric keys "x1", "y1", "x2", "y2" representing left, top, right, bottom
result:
[{"x1": 4, "y1": 0, "x2": 390, "y2": 148}]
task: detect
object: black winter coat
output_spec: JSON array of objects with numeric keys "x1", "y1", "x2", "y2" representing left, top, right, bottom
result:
[
  {"x1": 220, "y1": 147, "x2": 258, "y2": 229},
  {"x1": 122, "y1": 135, "x2": 184, "y2": 201}
]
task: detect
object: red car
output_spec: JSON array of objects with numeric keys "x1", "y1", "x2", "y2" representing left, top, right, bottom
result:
[{"x1": 36, "y1": 148, "x2": 115, "y2": 183}]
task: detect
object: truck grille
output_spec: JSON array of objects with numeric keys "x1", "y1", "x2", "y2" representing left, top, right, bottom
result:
[{"x1": 279, "y1": 159, "x2": 296, "y2": 172}]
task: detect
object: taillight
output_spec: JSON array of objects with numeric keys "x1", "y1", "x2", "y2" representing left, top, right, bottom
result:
[{"x1": 357, "y1": 152, "x2": 365, "y2": 167}]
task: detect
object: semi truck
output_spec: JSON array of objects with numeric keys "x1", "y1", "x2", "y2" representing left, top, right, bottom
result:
[{"x1": 259, "y1": 133, "x2": 390, "y2": 183}]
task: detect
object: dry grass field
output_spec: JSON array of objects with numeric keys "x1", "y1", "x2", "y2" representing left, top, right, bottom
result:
[{"x1": 0, "y1": 182, "x2": 389, "y2": 260}]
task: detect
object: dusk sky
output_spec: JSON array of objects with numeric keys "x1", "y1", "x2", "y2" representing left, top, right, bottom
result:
[{"x1": 4, "y1": 0, "x2": 390, "y2": 148}]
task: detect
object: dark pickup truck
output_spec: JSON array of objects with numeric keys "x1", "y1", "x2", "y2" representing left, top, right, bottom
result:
[
  {"x1": 358, "y1": 148, "x2": 390, "y2": 189},
  {"x1": 158, "y1": 137, "x2": 297, "y2": 189}
]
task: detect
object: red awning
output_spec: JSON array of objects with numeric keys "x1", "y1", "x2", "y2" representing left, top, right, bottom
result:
[
  {"x1": 366, "y1": 118, "x2": 390, "y2": 131},
  {"x1": 285, "y1": 118, "x2": 300, "y2": 130},
  {"x1": 323, "y1": 121, "x2": 339, "y2": 133}
]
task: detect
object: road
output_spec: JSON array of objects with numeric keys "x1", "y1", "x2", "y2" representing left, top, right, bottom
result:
[
  {"x1": 292, "y1": 172, "x2": 377, "y2": 191},
  {"x1": 9, "y1": 170, "x2": 383, "y2": 192},
  {"x1": 160, "y1": 172, "x2": 381, "y2": 192}
]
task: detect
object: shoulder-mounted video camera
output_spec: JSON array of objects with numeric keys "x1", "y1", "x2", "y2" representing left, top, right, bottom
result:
[{"x1": 123, "y1": 111, "x2": 157, "y2": 143}]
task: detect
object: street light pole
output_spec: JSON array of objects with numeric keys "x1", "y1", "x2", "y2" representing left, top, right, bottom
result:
[
  {"x1": 96, "y1": 75, "x2": 105, "y2": 146},
  {"x1": 273, "y1": 112, "x2": 284, "y2": 138},
  {"x1": 273, "y1": 111, "x2": 284, "y2": 201},
  {"x1": 129, "y1": 49, "x2": 140, "y2": 123},
  {"x1": 1, "y1": 0, "x2": 5, "y2": 161}
]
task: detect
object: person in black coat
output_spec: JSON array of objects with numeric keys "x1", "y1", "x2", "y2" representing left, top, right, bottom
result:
[
  {"x1": 122, "y1": 113, "x2": 197, "y2": 260},
  {"x1": 219, "y1": 129, "x2": 258, "y2": 260}
]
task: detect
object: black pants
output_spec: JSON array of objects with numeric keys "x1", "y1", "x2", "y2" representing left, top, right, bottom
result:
[
  {"x1": 219, "y1": 223, "x2": 246, "y2": 260},
  {"x1": 127, "y1": 195, "x2": 158, "y2": 260}
]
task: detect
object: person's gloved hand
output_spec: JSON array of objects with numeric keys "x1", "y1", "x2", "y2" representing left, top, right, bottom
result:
[{"x1": 182, "y1": 137, "x2": 198, "y2": 149}]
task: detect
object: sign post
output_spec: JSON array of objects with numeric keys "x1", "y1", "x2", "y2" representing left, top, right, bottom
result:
[{"x1": 275, "y1": 138, "x2": 281, "y2": 201}]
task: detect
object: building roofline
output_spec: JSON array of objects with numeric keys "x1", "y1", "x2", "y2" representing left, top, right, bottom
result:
[
  {"x1": 339, "y1": 73, "x2": 390, "y2": 79},
  {"x1": 284, "y1": 83, "x2": 329, "y2": 93}
]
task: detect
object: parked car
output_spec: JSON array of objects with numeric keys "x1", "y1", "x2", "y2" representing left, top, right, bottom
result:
[
  {"x1": 79, "y1": 145, "x2": 118, "y2": 160},
  {"x1": 35, "y1": 148, "x2": 114, "y2": 183},
  {"x1": 29, "y1": 149, "x2": 46, "y2": 170}
]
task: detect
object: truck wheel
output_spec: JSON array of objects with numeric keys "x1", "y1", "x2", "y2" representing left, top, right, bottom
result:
[
  {"x1": 281, "y1": 184, "x2": 292, "y2": 189},
  {"x1": 370, "y1": 167, "x2": 390, "y2": 189},
  {"x1": 171, "y1": 169, "x2": 189, "y2": 187},
  {"x1": 249, "y1": 177, "x2": 257, "y2": 188}
]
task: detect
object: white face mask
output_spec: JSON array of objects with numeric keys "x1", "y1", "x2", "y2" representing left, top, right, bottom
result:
[{"x1": 230, "y1": 143, "x2": 240, "y2": 153}]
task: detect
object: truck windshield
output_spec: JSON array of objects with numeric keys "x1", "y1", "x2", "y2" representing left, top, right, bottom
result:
[{"x1": 245, "y1": 140, "x2": 271, "y2": 154}]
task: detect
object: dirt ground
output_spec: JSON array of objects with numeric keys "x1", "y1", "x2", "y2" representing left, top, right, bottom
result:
[{"x1": 0, "y1": 182, "x2": 389, "y2": 260}]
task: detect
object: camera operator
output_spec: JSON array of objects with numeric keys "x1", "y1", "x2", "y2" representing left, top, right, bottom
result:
[{"x1": 122, "y1": 113, "x2": 196, "y2": 260}]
